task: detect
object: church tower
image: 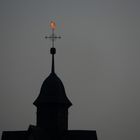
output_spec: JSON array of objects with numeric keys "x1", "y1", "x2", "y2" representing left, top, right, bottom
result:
[
  {"x1": 1, "y1": 21, "x2": 97, "y2": 140},
  {"x1": 33, "y1": 21, "x2": 72, "y2": 135}
]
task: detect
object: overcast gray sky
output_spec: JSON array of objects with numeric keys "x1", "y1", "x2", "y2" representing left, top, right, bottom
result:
[{"x1": 0, "y1": 0, "x2": 140, "y2": 140}]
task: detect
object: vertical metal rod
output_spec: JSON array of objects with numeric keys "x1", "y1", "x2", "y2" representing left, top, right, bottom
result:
[
  {"x1": 52, "y1": 29, "x2": 54, "y2": 48},
  {"x1": 51, "y1": 53, "x2": 55, "y2": 73},
  {"x1": 51, "y1": 28, "x2": 55, "y2": 73}
]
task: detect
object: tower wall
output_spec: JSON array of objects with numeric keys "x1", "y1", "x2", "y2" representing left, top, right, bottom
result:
[{"x1": 36, "y1": 105, "x2": 68, "y2": 134}]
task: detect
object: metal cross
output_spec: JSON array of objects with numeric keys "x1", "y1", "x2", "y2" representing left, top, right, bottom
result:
[{"x1": 45, "y1": 21, "x2": 61, "y2": 48}]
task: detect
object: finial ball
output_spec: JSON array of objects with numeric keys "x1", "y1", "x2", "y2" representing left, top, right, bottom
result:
[
  {"x1": 50, "y1": 21, "x2": 56, "y2": 29},
  {"x1": 50, "y1": 48, "x2": 56, "y2": 54}
]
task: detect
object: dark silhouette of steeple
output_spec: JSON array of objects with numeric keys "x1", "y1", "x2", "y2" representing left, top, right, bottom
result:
[
  {"x1": 1, "y1": 21, "x2": 97, "y2": 140},
  {"x1": 33, "y1": 21, "x2": 72, "y2": 134}
]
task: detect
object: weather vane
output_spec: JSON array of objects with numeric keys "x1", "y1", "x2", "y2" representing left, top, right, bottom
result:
[
  {"x1": 45, "y1": 21, "x2": 61, "y2": 48},
  {"x1": 45, "y1": 21, "x2": 61, "y2": 73}
]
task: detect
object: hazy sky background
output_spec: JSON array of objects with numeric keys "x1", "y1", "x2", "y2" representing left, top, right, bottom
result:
[{"x1": 0, "y1": 0, "x2": 140, "y2": 140}]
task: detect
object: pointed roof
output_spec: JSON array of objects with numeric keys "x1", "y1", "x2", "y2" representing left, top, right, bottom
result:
[{"x1": 33, "y1": 72, "x2": 72, "y2": 107}]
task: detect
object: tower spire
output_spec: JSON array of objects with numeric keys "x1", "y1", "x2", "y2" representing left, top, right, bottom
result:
[{"x1": 45, "y1": 21, "x2": 61, "y2": 73}]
